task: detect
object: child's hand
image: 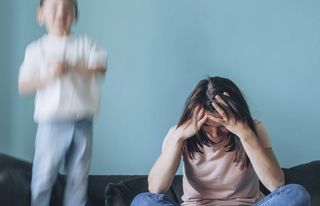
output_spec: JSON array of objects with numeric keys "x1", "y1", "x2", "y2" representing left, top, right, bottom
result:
[
  {"x1": 73, "y1": 60, "x2": 89, "y2": 74},
  {"x1": 49, "y1": 62, "x2": 68, "y2": 80},
  {"x1": 73, "y1": 60, "x2": 106, "y2": 76}
]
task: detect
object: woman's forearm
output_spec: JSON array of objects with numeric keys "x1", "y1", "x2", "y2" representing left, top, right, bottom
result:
[
  {"x1": 148, "y1": 109, "x2": 207, "y2": 193},
  {"x1": 148, "y1": 134, "x2": 183, "y2": 194},
  {"x1": 238, "y1": 130, "x2": 284, "y2": 191}
]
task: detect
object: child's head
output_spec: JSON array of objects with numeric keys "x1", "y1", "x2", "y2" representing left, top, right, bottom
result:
[{"x1": 38, "y1": 0, "x2": 79, "y2": 36}]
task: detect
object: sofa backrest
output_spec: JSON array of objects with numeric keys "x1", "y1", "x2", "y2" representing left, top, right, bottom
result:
[
  {"x1": 1, "y1": 153, "x2": 319, "y2": 206},
  {"x1": 0, "y1": 153, "x2": 65, "y2": 206},
  {"x1": 284, "y1": 161, "x2": 320, "y2": 205}
]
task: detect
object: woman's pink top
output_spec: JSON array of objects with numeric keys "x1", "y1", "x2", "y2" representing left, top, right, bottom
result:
[{"x1": 164, "y1": 123, "x2": 272, "y2": 206}]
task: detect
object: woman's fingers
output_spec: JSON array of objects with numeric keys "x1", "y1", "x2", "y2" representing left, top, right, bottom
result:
[
  {"x1": 192, "y1": 105, "x2": 206, "y2": 123},
  {"x1": 197, "y1": 107, "x2": 205, "y2": 120},
  {"x1": 214, "y1": 94, "x2": 236, "y2": 121},
  {"x1": 215, "y1": 95, "x2": 228, "y2": 107},
  {"x1": 192, "y1": 106, "x2": 200, "y2": 125},
  {"x1": 221, "y1": 92, "x2": 238, "y2": 113},
  {"x1": 212, "y1": 101, "x2": 228, "y2": 121},
  {"x1": 186, "y1": 106, "x2": 206, "y2": 133},
  {"x1": 194, "y1": 105, "x2": 201, "y2": 117},
  {"x1": 194, "y1": 106, "x2": 206, "y2": 130},
  {"x1": 223, "y1": 92, "x2": 230, "y2": 97},
  {"x1": 207, "y1": 114, "x2": 224, "y2": 124},
  {"x1": 197, "y1": 113, "x2": 208, "y2": 128}
]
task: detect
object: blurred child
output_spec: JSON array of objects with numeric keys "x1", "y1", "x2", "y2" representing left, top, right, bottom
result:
[{"x1": 18, "y1": 0, "x2": 107, "y2": 205}]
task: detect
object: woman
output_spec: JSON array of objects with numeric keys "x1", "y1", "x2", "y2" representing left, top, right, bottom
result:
[{"x1": 131, "y1": 76, "x2": 310, "y2": 206}]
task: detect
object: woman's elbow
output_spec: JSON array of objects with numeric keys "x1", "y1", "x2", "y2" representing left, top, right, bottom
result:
[
  {"x1": 148, "y1": 185, "x2": 164, "y2": 194},
  {"x1": 148, "y1": 178, "x2": 167, "y2": 194},
  {"x1": 268, "y1": 170, "x2": 285, "y2": 191}
]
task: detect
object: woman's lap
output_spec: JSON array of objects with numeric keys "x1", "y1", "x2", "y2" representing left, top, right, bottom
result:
[{"x1": 131, "y1": 184, "x2": 311, "y2": 206}]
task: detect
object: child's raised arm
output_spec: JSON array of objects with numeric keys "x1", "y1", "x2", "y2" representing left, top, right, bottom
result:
[
  {"x1": 72, "y1": 36, "x2": 107, "y2": 77},
  {"x1": 19, "y1": 61, "x2": 67, "y2": 95}
]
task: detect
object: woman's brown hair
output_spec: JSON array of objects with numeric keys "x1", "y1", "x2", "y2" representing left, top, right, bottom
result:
[{"x1": 178, "y1": 76, "x2": 257, "y2": 169}]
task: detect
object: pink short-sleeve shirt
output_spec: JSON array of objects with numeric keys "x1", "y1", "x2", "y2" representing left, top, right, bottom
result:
[{"x1": 163, "y1": 122, "x2": 272, "y2": 206}]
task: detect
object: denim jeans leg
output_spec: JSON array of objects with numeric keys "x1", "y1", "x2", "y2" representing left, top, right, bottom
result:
[
  {"x1": 131, "y1": 192, "x2": 178, "y2": 206},
  {"x1": 63, "y1": 119, "x2": 93, "y2": 206},
  {"x1": 254, "y1": 184, "x2": 311, "y2": 206},
  {"x1": 31, "y1": 122, "x2": 74, "y2": 206}
]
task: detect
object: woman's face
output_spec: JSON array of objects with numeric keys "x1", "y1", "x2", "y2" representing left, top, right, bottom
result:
[{"x1": 202, "y1": 111, "x2": 229, "y2": 143}]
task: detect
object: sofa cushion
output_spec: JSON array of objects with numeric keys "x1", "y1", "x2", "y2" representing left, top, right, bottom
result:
[
  {"x1": 105, "y1": 183, "x2": 128, "y2": 206},
  {"x1": 0, "y1": 168, "x2": 31, "y2": 206},
  {"x1": 284, "y1": 161, "x2": 320, "y2": 206},
  {"x1": 0, "y1": 153, "x2": 33, "y2": 206},
  {"x1": 88, "y1": 175, "x2": 134, "y2": 206},
  {"x1": 0, "y1": 153, "x2": 64, "y2": 206}
]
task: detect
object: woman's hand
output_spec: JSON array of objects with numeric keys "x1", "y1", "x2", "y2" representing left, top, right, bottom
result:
[
  {"x1": 207, "y1": 93, "x2": 251, "y2": 138},
  {"x1": 148, "y1": 106, "x2": 207, "y2": 193},
  {"x1": 174, "y1": 106, "x2": 208, "y2": 141}
]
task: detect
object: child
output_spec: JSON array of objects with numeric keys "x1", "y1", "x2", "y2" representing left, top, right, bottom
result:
[{"x1": 18, "y1": 0, "x2": 107, "y2": 205}]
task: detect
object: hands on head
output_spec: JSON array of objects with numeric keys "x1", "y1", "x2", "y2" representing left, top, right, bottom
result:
[{"x1": 176, "y1": 92, "x2": 250, "y2": 141}]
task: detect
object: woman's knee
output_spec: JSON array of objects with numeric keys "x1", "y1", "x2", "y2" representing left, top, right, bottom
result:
[
  {"x1": 131, "y1": 192, "x2": 162, "y2": 206},
  {"x1": 285, "y1": 184, "x2": 311, "y2": 205}
]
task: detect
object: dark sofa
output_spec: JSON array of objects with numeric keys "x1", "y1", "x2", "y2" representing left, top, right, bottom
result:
[{"x1": 0, "y1": 153, "x2": 319, "y2": 206}]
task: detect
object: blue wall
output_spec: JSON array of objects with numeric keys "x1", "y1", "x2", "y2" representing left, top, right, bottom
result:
[
  {"x1": 1, "y1": 0, "x2": 319, "y2": 174},
  {"x1": 0, "y1": 2, "x2": 13, "y2": 154}
]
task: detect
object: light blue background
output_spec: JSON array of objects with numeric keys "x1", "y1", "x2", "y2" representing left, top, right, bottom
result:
[{"x1": 0, "y1": 0, "x2": 319, "y2": 174}]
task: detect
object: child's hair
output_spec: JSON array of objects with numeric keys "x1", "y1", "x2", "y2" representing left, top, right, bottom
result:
[{"x1": 39, "y1": 0, "x2": 79, "y2": 20}]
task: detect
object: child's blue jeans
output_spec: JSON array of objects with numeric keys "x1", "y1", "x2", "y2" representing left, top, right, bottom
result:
[
  {"x1": 130, "y1": 184, "x2": 311, "y2": 206},
  {"x1": 31, "y1": 118, "x2": 93, "y2": 206}
]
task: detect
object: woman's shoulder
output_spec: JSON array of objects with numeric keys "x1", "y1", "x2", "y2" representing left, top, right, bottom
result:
[
  {"x1": 163, "y1": 125, "x2": 177, "y2": 141},
  {"x1": 161, "y1": 125, "x2": 177, "y2": 151}
]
